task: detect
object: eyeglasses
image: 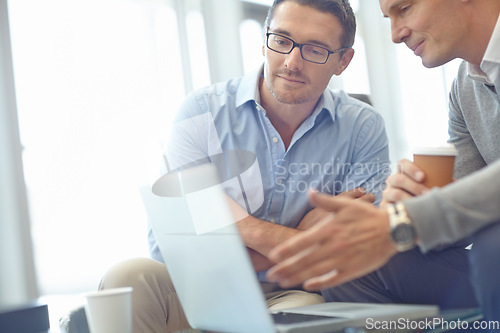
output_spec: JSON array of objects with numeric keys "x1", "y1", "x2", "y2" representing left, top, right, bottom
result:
[{"x1": 266, "y1": 32, "x2": 348, "y2": 64}]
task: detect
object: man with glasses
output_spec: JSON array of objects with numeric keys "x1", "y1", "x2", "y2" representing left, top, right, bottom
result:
[
  {"x1": 268, "y1": 0, "x2": 500, "y2": 327},
  {"x1": 265, "y1": 30, "x2": 350, "y2": 65},
  {"x1": 99, "y1": 1, "x2": 391, "y2": 332}
]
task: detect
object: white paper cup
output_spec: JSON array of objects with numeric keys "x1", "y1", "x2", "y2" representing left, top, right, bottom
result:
[
  {"x1": 413, "y1": 144, "x2": 458, "y2": 188},
  {"x1": 84, "y1": 287, "x2": 133, "y2": 333}
]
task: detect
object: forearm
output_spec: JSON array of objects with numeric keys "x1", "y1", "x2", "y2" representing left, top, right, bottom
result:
[
  {"x1": 239, "y1": 189, "x2": 376, "y2": 257},
  {"x1": 237, "y1": 215, "x2": 301, "y2": 257},
  {"x1": 405, "y1": 159, "x2": 500, "y2": 252}
]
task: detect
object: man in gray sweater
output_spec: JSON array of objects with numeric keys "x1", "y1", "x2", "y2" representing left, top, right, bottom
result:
[{"x1": 268, "y1": 0, "x2": 500, "y2": 325}]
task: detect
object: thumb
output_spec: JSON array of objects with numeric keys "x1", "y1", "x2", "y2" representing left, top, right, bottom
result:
[{"x1": 309, "y1": 190, "x2": 352, "y2": 212}]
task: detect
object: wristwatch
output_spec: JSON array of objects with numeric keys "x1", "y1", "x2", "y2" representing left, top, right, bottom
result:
[{"x1": 387, "y1": 202, "x2": 416, "y2": 252}]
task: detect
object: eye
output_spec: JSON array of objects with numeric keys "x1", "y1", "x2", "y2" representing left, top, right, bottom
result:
[
  {"x1": 303, "y1": 45, "x2": 328, "y2": 57},
  {"x1": 400, "y1": 4, "x2": 411, "y2": 14},
  {"x1": 274, "y1": 35, "x2": 291, "y2": 46},
  {"x1": 310, "y1": 48, "x2": 325, "y2": 56}
]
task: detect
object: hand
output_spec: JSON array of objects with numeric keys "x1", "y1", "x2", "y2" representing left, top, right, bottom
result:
[
  {"x1": 381, "y1": 159, "x2": 429, "y2": 208},
  {"x1": 297, "y1": 188, "x2": 375, "y2": 230},
  {"x1": 338, "y1": 187, "x2": 376, "y2": 203},
  {"x1": 247, "y1": 248, "x2": 274, "y2": 272},
  {"x1": 266, "y1": 190, "x2": 398, "y2": 291}
]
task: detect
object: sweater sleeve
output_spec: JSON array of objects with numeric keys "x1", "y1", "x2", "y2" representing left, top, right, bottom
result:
[{"x1": 404, "y1": 159, "x2": 500, "y2": 252}]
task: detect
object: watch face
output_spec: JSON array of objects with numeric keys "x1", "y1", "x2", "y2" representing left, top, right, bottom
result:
[
  {"x1": 394, "y1": 224, "x2": 413, "y2": 242},
  {"x1": 392, "y1": 223, "x2": 415, "y2": 250}
]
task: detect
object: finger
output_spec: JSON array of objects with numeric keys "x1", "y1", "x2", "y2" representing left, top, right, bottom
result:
[
  {"x1": 379, "y1": 199, "x2": 389, "y2": 209},
  {"x1": 383, "y1": 187, "x2": 419, "y2": 203},
  {"x1": 267, "y1": 244, "x2": 330, "y2": 287},
  {"x1": 304, "y1": 266, "x2": 364, "y2": 291},
  {"x1": 357, "y1": 192, "x2": 375, "y2": 203},
  {"x1": 269, "y1": 245, "x2": 347, "y2": 289},
  {"x1": 304, "y1": 248, "x2": 393, "y2": 291},
  {"x1": 309, "y1": 190, "x2": 354, "y2": 213},
  {"x1": 277, "y1": 261, "x2": 339, "y2": 289},
  {"x1": 280, "y1": 244, "x2": 368, "y2": 290},
  {"x1": 303, "y1": 269, "x2": 341, "y2": 291},
  {"x1": 268, "y1": 223, "x2": 363, "y2": 286},
  {"x1": 268, "y1": 226, "x2": 345, "y2": 284},
  {"x1": 336, "y1": 187, "x2": 366, "y2": 199},
  {"x1": 397, "y1": 159, "x2": 425, "y2": 182},
  {"x1": 302, "y1": 249, "x2": 378, "y2": 291},
  {"x1": 268, "y1": 214, "x2": 334, "y2": 262},
  {"x1": 386, "y1": 173, "x2": 429, "y2": 197}
]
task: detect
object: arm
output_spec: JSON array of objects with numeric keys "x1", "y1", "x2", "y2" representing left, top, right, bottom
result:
[
  {"x1": 406, "y1": 159, "x2": 500, "y2": 252},
  {"x1": 267, "y1": 161, "x2": 500, "y2": 290},
  {"x1": 405, "y1": 69, "x2": 499, "y2": 251},
  {"x1": 267, "y1": 190, "x2": 398, "y2": 290},
  {"x1": 239, "y1": 187, "x2": 376, "y2": 257},
  {"x1": 238, "y1": 214, "x2": 301, "y2": 260},
  {"x1": 241, "y1": 188, "x2": 376, "y2": 271},
  {"x1": 243, "y1": 106, "x2": 389, "y2": 272}
]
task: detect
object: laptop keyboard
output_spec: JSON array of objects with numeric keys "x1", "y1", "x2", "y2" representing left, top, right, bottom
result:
[{"x1": 272, "y1": 312, "x2": 338, "y2": 325}]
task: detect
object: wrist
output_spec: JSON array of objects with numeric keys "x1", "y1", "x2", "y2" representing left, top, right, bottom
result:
[{"x1": 387, "y1": 202, "x2": 417, "y2": 252}]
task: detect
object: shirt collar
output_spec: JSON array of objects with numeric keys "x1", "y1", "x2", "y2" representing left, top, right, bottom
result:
[
  {"x1": 235, "y1": 65, "x2": 263, "y2": 109},
  {"x1": 468, "y1": 13, "x2": 500, "y2": 90},
  {"x1": 318, "y1": 88, "x2": 336, "y2": 121},
  {"x1": 235, "y1": 64, "x2": 336, "y2": 121}
]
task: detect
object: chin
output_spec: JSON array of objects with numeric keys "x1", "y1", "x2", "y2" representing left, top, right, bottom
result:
[{"x1": 421, "y1": 54, "x2": 455, "y2": 69}]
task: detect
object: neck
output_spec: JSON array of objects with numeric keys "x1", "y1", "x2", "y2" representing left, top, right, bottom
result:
[
  {"x1": 463, "y1": 2, "x2": 500, "y2": 65},
  {"x1": 259, "y1": 77, "x2": 319, "y2": 150}
]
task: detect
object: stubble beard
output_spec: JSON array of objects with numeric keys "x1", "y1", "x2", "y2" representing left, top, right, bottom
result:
[{"x1": 266, "y1": 70, "x2": 311, "y2": 105}]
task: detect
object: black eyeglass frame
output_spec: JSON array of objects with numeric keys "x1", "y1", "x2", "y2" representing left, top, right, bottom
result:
[{"x1": 265, "y1": 31, "x2": 349, "y2": 64}]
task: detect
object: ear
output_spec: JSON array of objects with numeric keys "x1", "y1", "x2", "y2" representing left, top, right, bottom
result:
[{"x1": 334, "y1": 48, "x2": 355, "y2": 76}]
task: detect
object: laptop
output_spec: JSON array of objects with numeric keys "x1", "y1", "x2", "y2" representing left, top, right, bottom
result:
[{"x1": 142, "y1": 163, "x2": 438, "y2": 333}]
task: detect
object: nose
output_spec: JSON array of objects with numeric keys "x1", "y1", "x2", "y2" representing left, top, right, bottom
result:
[
  {"x1": 390, "y1": 19, "x2": 410, "y2": 44},
  {"x1": 284, "y1": 45, "x2": 304, "y2": 70}
]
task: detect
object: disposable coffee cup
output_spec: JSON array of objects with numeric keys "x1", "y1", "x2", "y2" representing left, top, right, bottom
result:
[
  {"x1": 413, "y1": 144, "x2": 457, "y2": 188},
  {"x1": 84, "y1": 287, "x2": 133, "y2": 333}
]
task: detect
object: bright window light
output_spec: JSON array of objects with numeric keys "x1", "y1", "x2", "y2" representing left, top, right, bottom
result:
[{"x1": 9, "y1": 0, "x2": 184, "y2": 294}]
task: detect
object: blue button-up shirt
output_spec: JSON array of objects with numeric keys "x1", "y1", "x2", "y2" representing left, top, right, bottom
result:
[{"x1": 150, "y1": 67, "x2": 391, "y2": 263}]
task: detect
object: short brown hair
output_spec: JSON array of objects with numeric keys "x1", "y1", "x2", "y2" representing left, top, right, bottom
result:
[{"x1": 264, "y1": 0, "x2": 356, "y2": 48}]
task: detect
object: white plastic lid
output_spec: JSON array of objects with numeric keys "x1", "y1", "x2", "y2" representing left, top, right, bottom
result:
[{"x1": 413, "y1": 144, "x2": 457, "y2": 156}]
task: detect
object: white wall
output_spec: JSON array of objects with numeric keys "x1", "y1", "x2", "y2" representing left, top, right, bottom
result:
[
  {"x1": 0, "y1": 0, "x2": 38, "y2": 306},
  {"x1": 9, "y1": 0, "x2": 181, "y2": 294}
]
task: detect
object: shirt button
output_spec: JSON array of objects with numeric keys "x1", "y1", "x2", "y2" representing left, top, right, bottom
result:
[{"x1": 272, "y1": 137, "x2": 279, "y2": 143}]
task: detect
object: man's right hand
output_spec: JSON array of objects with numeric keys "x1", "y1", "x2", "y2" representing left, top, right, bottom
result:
[
  {"x1": 381, "y1": 159, "x2": 429, "y2": 208},
  {"x1": 241, "y1": 188, "x2": 375, "y2": 271},
  {"x1": 298, "y1": 188, "x2": 375, "y2": 230}
]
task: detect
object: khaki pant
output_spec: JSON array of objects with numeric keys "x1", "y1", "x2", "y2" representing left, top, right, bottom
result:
[{"x1": 99, "y1": 258, "x2": 324, "y2": 333}]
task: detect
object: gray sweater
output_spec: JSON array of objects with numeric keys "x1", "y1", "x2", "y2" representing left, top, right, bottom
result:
[{"x1": 405, "y1": 61, "x2": 500, "y2": 252}]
